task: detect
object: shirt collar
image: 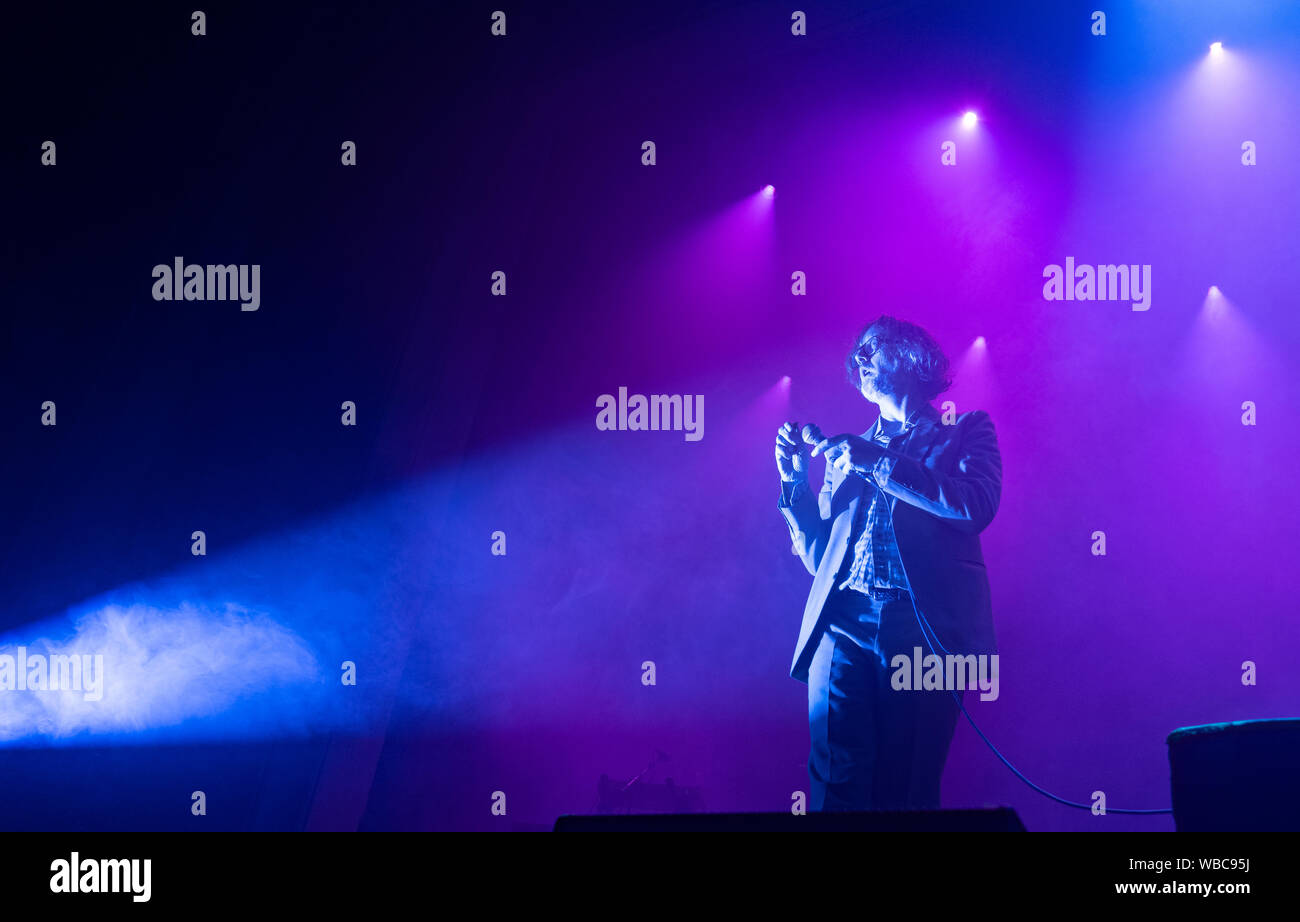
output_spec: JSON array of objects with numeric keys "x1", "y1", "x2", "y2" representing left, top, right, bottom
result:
[{"x1": 869, "y1": 402, "x2": 939, "y2": 439}]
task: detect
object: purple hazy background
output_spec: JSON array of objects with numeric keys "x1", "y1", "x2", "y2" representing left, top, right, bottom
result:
[{"x1": 5, "y1": 0, "x2": 1298, "y2": 830}]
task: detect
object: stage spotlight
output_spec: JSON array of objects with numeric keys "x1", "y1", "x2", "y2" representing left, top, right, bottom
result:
[
  {"x1": 780, "y1": 375, "x2": 791, "y2": 386},
  {"x1": 961, "y1": 111, "x2": 978, "y2": 130},
  {"x1": 973, "y1": 336, "x2": 986, "y2": 348},
  {"x1": 1209, "y1": 41, "x2": 1223, "y2": 56},
  {"x1": 762, "y1": 184, "x2": 775, "y2": 198},
  {"x1": 1202, "y1": 285, "x2": 1229, "y2": 320}
]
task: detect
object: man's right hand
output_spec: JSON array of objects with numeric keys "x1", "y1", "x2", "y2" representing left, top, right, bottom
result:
[{"x1": 775, "y1": 421, "x2": 812, "y2": 483}]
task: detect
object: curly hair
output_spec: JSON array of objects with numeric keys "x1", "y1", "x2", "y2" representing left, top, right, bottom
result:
[{"x1": 844, "y1": 315, "x2": 953, "y2": 402}]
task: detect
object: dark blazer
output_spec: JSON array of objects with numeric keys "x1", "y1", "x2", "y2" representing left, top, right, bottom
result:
[{"x1": 779, "y1": 405, "x2": 1002, "y2": 684}]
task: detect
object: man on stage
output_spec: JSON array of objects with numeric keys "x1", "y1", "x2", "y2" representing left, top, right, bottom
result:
[{"x1": 774, "y1": 315, "x2": 1002, "y2": 811}]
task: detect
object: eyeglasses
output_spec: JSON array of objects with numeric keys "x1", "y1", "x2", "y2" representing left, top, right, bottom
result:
[{"x1": 852, "y1": 339, "x2": 882, "y2": 368}]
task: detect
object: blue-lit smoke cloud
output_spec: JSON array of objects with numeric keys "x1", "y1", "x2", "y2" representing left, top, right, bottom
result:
[
  {"x1": 0, "y1": 602, "x2": 318, "y2": 741},
  {"x1": 0, "y1": 469, "x2": 464, "y2": 746}
]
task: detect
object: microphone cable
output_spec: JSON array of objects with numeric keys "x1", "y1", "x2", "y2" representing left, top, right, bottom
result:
[{"x1": 867, "y1": 458, "x2": 1172, "y2": 815}]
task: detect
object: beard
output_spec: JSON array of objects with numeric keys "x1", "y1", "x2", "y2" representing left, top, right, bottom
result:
[{"x1": 859, "y1": 366, "x2": 903, "y2": 403}]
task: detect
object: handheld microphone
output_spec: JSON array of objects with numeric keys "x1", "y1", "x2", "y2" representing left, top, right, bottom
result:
[{"x1": 800, "y1": 423, "x2": 823, "y2": 446}]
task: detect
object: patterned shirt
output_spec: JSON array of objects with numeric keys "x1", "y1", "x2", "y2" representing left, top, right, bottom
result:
[{"x1": 836, "y1": 420, "x2": 909, "y2": 593}]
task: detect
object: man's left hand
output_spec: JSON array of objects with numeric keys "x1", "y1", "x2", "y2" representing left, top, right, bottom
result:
[{"x1": 810, "y1": 433, "x2": 881, "y2": 477}]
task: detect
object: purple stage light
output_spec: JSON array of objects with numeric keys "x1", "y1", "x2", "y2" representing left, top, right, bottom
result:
[
  {"x1": 1209, "y1": 41, "x2": 1224, "y2": 57},
  {"x1": 1204, "y1": 286, "x2": 1225, "y2": 318},
  {"x1": 961, "y1": 110, "x2": 978, "y2": 130},
  {"x1": 1196, "y1": 283, "x2": 1227, "y2": 319},
  {"x1": 762, "y1": 184, "x2": 775, "y2": 198}
]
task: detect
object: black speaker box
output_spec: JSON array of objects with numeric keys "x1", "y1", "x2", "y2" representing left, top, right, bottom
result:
[{"x1": 1167, "y1": 718, "x2": 1300, "y2": 831}]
